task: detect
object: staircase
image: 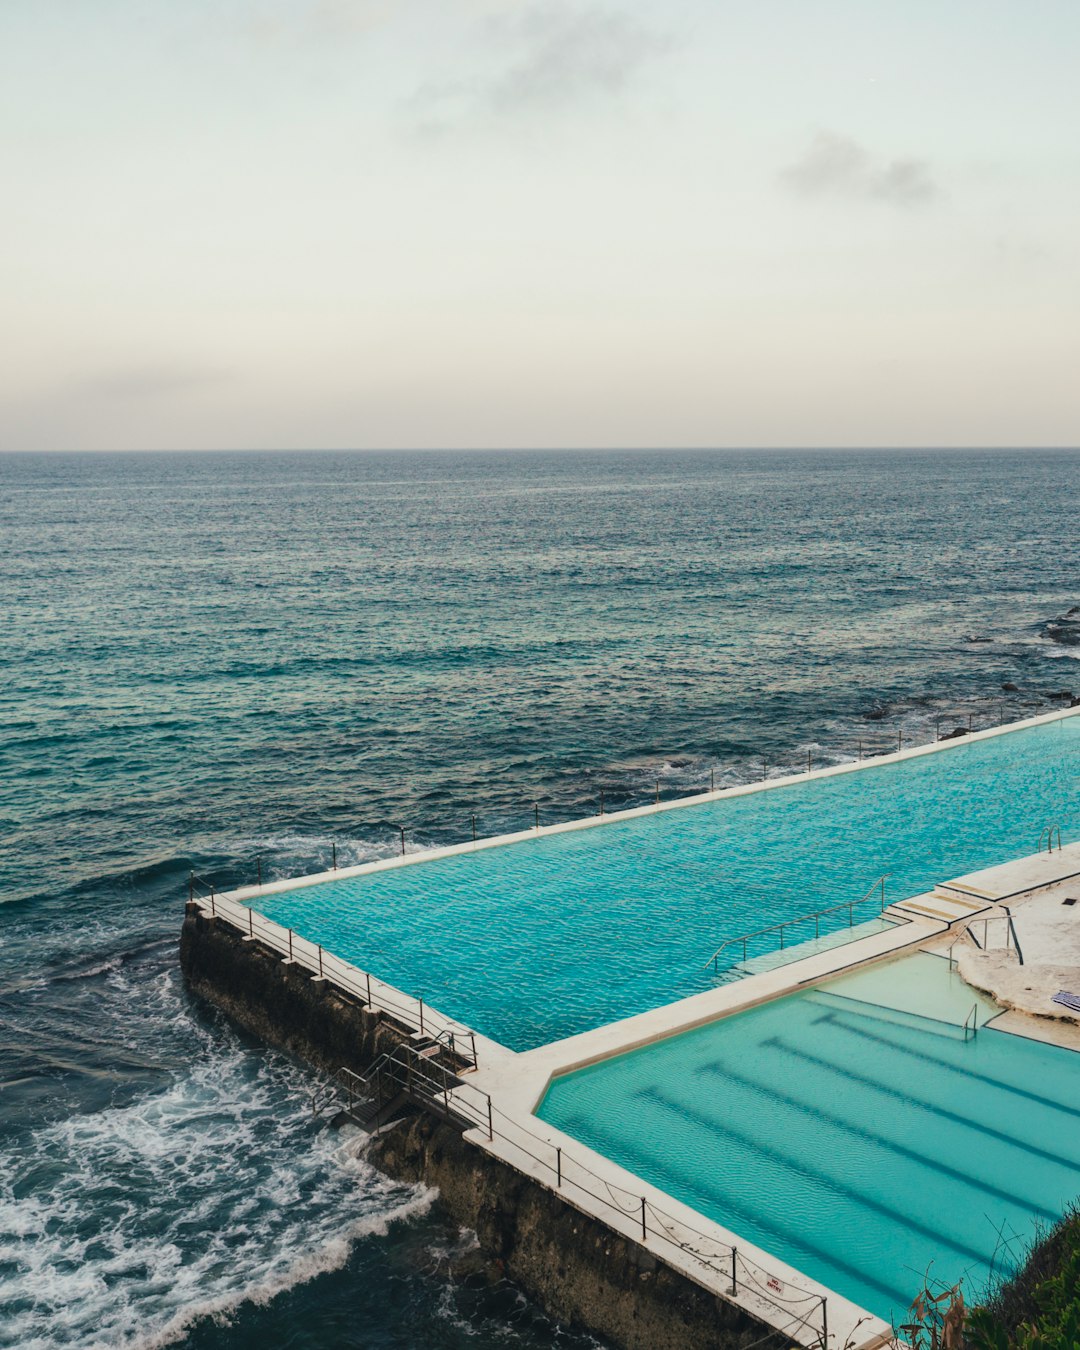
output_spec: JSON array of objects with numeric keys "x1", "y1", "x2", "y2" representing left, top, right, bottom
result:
[
  {"x1": 885, "y1": 881, "x2": 996, "y2": 926},
  {"x1": 312, "y1": 1036, "x2": 478, "y2": 1135}
]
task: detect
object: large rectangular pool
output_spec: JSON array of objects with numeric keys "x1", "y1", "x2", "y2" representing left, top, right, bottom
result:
[
  {"x1": 537, "y1": 953, "x2": 1080, "y2": 1321},
  {"x1": 256, "y1": 715, "x2": 1079, "y2": 1048}
]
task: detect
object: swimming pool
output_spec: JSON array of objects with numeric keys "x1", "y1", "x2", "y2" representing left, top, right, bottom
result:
[
  {"x1": 256, "y1": 715, "x2": 1079, "y2": 1048},
  {"x1": 537, "y1": 953, "x2": 1080, "y2": 1322}
]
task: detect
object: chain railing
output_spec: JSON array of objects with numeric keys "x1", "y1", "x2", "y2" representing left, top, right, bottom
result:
[
  {"x1": 342, "y1": 1042, "x2": 832, "y2": 1346},
  {"x1": 187, "y1": 873, "x2": 479, "y2": 1068},
  {"x1": 198, "y1": 703, "x2": 1071, "y2": 909}
]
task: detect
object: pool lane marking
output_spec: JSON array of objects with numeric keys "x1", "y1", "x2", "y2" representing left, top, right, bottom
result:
[
  {"x1": 548, "y1": 1109, "x2": 922, "y2": 1317},
  {"x1": 810, "y1": 1007, "x2": 1080, "y2": 1119},
  {"x1": 635, "y1": 1085, "x2": 995, "y2": 1270},
  {"x1": 694, "y1": 1061, "x2": 1058, "y2": 1221},
  {"x1": 759, "y1": 1036, "x2": 1080, "y2": 1175}
]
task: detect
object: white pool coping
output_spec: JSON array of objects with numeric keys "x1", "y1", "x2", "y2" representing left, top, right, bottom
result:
[
  {"x1": 222, "y1": 702, "x2": 1079, "y2": 906},
  {"x1": 198, "y1": 702, "x2": 1079, "y2": 1350}
]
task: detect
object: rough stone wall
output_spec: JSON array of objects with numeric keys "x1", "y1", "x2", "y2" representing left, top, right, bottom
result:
[
  {"x1": 179, "y1": 905, "x2": 781, "y2": 1350},
  {"x1": 180, "y1": 903, "x2": 412, "y2": 1074},
  {"x1": 371, "y1": 1113, "x2": 780, "y2": 1350}
]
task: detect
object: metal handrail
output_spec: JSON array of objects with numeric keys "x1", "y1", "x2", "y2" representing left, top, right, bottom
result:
[
  {"x1": 1039, "y1": 823, "x2": 1063, "y2": 853},
  {"x1": 963, "y1": 1003, "x2": 980, "y2": 1040},
  {"x1": 704, "y1": 875, "x2": 890, "y2": 972},
  {"x1": 346, "y1": 1043, "x2": 830, "y2": 1346},
  {"x1": 187, "y1": 875, "x2": 480, "y2": 1068}
]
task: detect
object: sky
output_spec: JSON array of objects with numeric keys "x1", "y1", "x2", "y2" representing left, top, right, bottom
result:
[{"x1": 1, "y1": 0, "x2": 1078, "y2": 451}]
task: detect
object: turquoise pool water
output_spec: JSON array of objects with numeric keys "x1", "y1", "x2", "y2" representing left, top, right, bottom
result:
[
  {"x1": 537, "y1": 953, "x2": 1080, "y2": 1321},
  {"x1": 257, "y1": 716, "x2": 1079, "y2": 1048}
]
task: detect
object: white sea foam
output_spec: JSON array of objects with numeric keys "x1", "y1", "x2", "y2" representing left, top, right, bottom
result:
[{"x1": 0, "y1": 987, "x2": 434, "y2": 1350}]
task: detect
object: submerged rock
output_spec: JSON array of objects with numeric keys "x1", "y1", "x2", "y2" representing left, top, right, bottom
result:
[{"x1": 1002, "y1": 682, "x2": 1020, "y2": 692}]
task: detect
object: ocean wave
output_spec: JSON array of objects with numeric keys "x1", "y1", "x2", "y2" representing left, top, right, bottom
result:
[{"x1": 0, "y1": 1024, "x2": 433, "y2": 1350}]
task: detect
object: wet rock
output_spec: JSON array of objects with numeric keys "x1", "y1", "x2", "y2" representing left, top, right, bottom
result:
[
  {"x1": 1002, "y1": 682, "x2": 1020, "y2": 692},
  {"x1": 1049, "y1": 689, "x2": 1075, "y2": 701},
  {"x1": 965, "y1": 635, "x2": 992, "y2": 643},
  {"x1": 940, "y1": 727, "x2": 970, "y2": 740},
  {"x1": 1044, "y1": 609, "x2": 1080, "y2": 646}
]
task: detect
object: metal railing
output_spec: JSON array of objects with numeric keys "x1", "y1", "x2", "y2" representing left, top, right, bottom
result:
[
  {"x1": 197, "y1": 703, "x2": 1070, "y2": 905},
  {"x1": 704, "y1": 875, "x2": 891, "y2": 975},
  {"x1": 332, "y1": 1042, "x2": 831, "y2": 1347},
  {"x1": 1039, "y1": 823, "x2": 1063, "y2": 853},
  {"x1": 187, "y1": 873, "x2": 479, "y2": 1068},
  {"x1": 948, "y1": 909, "x2": 1026, "y2": 970}
]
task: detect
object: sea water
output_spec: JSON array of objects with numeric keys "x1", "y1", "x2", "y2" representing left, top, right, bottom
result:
[{"x1": 2, "y1": 448, "x2": 1078, "y2": 1347}]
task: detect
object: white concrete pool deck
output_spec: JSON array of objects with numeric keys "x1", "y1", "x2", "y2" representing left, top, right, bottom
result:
[
  {"x1": 223, "y1": 701, "x2": 1079, "y2": 906},
  {"x1": 952, "y1": 846, "x2": 1080, "y2": 1023},
  {"x1": 452, "y1": 841, "x2": 1080, "y2": 1350},
  {"x1": 201, "y1": 702, "x2": 1079, "y2": 1350}
]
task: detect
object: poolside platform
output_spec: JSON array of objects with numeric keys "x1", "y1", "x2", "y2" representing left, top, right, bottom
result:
[{"x1": 180, "y1": 703, "x2": 1080, "y2": 1350}]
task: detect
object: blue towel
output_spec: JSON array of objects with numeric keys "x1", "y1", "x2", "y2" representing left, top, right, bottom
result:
[{"x1": 1051, "y1": 991, "x2": 1080, "y2": 1012}]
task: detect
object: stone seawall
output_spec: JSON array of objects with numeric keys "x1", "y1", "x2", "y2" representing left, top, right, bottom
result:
[{"x1": 179, "y1": 905, "x2": 781, "y2": 1350}]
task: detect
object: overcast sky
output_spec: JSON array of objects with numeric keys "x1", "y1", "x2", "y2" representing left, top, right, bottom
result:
[{"x1": 1, "y1": 0, "x2": 1078, "y2": 450}]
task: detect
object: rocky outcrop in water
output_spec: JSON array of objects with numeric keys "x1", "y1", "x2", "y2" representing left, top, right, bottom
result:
[{"x1": 1044, "y1": 606, "x2": 1080, "y2": 646}]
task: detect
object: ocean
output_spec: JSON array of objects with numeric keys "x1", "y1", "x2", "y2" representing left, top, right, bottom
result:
[{"x1": 1, "y1": 448, "x2": 1077, "y2": 1349}]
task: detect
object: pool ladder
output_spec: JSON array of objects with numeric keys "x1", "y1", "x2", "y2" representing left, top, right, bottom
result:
[{"x1": 1038, "y1": 823, "x2": 1063, "y2": 853}]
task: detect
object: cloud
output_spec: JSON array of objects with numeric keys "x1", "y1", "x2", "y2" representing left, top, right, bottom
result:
[
  {"x1": 404, "y1": 4, "x2": 672, "y2": 136},
  {"x1": 780, "y1": 131, "x2": 940, "y2": 207}
]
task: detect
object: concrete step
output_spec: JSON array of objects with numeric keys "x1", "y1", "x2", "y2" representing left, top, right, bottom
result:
[{"x1": 885, "y1": 890, "x2": 993, "y2": 925}]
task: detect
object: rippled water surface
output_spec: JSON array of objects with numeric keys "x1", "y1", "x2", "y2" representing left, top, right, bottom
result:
[{"x1": 2, "y1": 449, "x2": 1078, "y2": 1347}]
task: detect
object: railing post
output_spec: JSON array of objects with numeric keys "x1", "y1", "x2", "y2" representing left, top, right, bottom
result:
[
  {"x1": 762, "y1": 758, "x2": 767, "y2": 781},
  {"x1": 318, "y1": 944, "x2": 324, "y2": 978},
  {"x1": 534, "y1": 802, "x2": 539, "y2": 829},
  {"x1": 600, "y1": 790, "x2": 605, "y2": 815},
  {"x1": 332, "y1": 842, "x2": 337, "y2": 870},
  {"x1": 779, "y1": 928, "x2": 785, "y2": 949},
  {"x1": 418, "y1": 997, "x2": 424, "y2": 1033},
  {"x1": 821, "y1": 1296, "x2": 828, "y2": 1347},
  {"x1": 848, "y1": 903, "x2": 853, "y2": 928},
  {"x1": 366, "y1": 970, "x2": 372, "y2": 1005},
  {"x1": 807, "y1": 750, "x2": 812, "y2": 774},
  {"x1": 400, "y1": 826, "x2": 406, "y2": 856},
  {"x1": 469, "y1": 1031, "x2": 477, "y2": 1066},
  {"x1": 248, "y1": 905, "x2": 253, "y2": 938},
  {"x1": 211, "y1": 891, "x2": 216, "y2": 917},
  {"x1": 742, "y1": 937, "x2": 747, "y2": 963},
  {"x1": 710, "y1": 768, "x2": 715, "y2": 792},
  {"x1": 641, "y1": 1197, "x2": 647, "y2": 1241},
  {"x1": 556, "y1": 1146, "x2": 562, "y2": 1187},
  {"x1": 655, "y1": 780, "x2": 660, "y2": 805},
  {"x1": 188, "y1": 872, "x2": 194, "y2": 904},
  {"x1": 897, "y1": 729, "x2": 903, "y2": 752},
  {"x1": 487, "y1": 1094, "x2": 493, "y2": 1140},
  {"x1": 729, "y1": 1246, "x2": 738, "y2": 1294},
  {"x1": 815, "y1": 914, "x2": 819, "y2": 938},
  {"x1": 289, "y1": 929, "x2": 294, "y2": 960},
  {"x1": 257, "y1": 855, "x2": 262, "y2": 887},
  {"x1": 471, "y1": 815, "x2": 477, "y2": 841}
]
